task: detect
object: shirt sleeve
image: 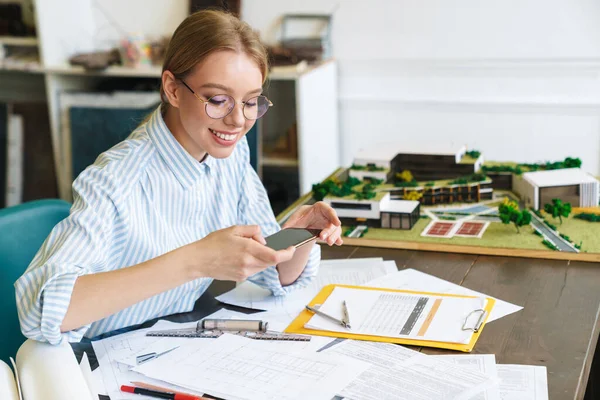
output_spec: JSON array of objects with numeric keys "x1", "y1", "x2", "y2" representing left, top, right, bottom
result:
[
  {"x1": 236, "y1": 139, "x2": 321, "y2": 296},
  {"x1": 14, "y1": 166, "x2": 119, "y2": 344}
]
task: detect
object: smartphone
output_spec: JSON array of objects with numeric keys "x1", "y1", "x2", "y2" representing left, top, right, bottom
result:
[{"x1": 265, "y1": 228, "x2": 321, "y2": 251}]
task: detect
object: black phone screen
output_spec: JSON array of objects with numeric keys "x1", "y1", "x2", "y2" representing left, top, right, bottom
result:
[{"x1": 265, "y1": 228, "x2": 320, "y2": 251}]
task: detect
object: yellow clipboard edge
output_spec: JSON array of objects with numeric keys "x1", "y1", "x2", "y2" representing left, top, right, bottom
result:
[{"x1": 283, "y1": 284, "x2": 496, "y2": 353}]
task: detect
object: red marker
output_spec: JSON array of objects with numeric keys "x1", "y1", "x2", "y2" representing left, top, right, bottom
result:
[{"x1": 121, "y1": 385, "x2": 207, "y2": 400}]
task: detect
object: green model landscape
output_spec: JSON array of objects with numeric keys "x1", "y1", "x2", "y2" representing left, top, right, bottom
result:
[{"x1": 312, "y1": 156, "x2": 600, "y2": 255}]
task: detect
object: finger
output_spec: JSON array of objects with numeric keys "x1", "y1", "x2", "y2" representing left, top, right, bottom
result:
[
  {"x1": 252, "y1": 232, "x2": 266, "y2": 245},
  {"x1": 248, "y1": 240, "x2": 296, "y2": 266},
  {"x1": 282, "y1": 206, "x2": 310, "y2": 228},
  {"x1": 327, "y1": 225, "x2": 342, "y2": 246},
  {"x1": 317, "y1": 202, "x2": 341, "y2": 226},
  {"x1": 320, "y1": 223, "x2": 337, "y2": 242},
  {"x1": 335, "y1": 237, "x2": 344, "y2": 246},
  {"x1": 233, "y1": 225, "x2": 262, "y2": 239}
]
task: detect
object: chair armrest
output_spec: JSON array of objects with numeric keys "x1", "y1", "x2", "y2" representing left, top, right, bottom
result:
[
  {"x1": 16, "y1": 339, "x2": 94, "y2": 400},
  {"x1": 0, "y1": 360, "x2": 19, "y2": 400}
]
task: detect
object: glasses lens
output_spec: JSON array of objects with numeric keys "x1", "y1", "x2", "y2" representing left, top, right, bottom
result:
[
  {"x1": 205, "y1": 94, "x2": 235, "y2": 119},
  {"x1": 243, "y1": 96, "x2": 271, "y2": 120}
]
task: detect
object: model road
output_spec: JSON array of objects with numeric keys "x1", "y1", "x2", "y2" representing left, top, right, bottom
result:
[
  {"x1": 513, "y1": 197, "x2": 577, "y2": 252},
  {"x1": 347, "y1": 225, "x2": 369, "y2": 238},
  {"x1": 529, "y1": 213, "x2": 577, "y2": 252}
]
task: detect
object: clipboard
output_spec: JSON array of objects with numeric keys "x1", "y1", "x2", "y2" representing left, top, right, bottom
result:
[{"x1": 284, "y1": 284, "x2": 496, "y2": 353}]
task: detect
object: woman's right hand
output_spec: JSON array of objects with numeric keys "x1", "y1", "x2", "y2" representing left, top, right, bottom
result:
[{"x1": 186, "y1": 225, "x2": 296, "y2": 282}]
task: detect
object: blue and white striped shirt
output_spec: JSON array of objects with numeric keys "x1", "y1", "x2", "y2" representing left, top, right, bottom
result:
[{"x1": 14, "y1": 106, "x2": 320, "y2": 345}]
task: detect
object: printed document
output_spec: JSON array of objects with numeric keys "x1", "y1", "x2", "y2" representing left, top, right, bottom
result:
[
  {"x1": 364, "y1": 268, "x2": 521, "y2": 323},
  {"x1": 92, "y1": 308, "x2": 250, "y2": 399},
  {"x1": 216, "y1": 258, "x2": 397, "y2": 325},
  {"x1": 92, "y1": 320, "x2": 205, "y2": 400},
  {"x1": 305, "y1": 286, "x2": 487, "y2": 344},
  {"x1": 133, "y1": 333, "x2": 371, "y2": 400},
  {"x1": 324, "y1": 340, "x2": 497, "y2": 400},
  {"x1": 496, "y1": 364, "x2": 548, "y2": 400},
  {"x1": 433, "y1": 354, "x2": 501, "y2": 400}
]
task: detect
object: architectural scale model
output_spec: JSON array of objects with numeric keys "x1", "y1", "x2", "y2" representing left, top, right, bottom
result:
[{"x1": 307, "y1": 143, "x2": 600, "y2": 262}]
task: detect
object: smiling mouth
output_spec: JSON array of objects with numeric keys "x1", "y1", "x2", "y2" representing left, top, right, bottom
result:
[{"x1": 209, "y1": 128, "x2": 238, "y2": 141}]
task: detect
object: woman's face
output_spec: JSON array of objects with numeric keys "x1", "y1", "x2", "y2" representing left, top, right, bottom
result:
[{"x1": 166, "y1": 50, "x2": 264, "y2": 160}]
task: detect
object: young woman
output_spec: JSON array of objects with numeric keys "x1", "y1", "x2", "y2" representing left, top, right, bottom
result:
[{"x1": 15, "y1": 9, "x2": 342, "y2": 345}]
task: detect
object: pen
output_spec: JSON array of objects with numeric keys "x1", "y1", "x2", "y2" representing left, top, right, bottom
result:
[
  {"x1": 121, "y1": 384, "x2": 207, "y2": 400},
  {"x1": 342, "y1": 300, "x2": 351, "y2": 328},
  {"x1": 305, "y1": 304, "x2": 351, "y2": 329},
  {"x1": 136, "y1": 346, "x2": 180, "y2": 365},
  {"x1": 130, "y1": 381, "x2": 210, "y2": 400}
]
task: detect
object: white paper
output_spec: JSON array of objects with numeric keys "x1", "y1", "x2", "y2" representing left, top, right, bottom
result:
[
  {"x1": 134, "y1": 333, "x2": 370, "y2": 400},
  {"x1": 115, "y1": 308, "x2": 254, "y2": 367},
  {"x1": 496, "y1": 365, "x2": 548, "y2": 400},
  {"x1": 306, "y1": 286, "x2": 485, "y2": 344},
  {"x1": 364, "y1": 269, "x2": 522, "y2": 323},
  {"x1": 116, "y1": 322, "x2": 334, "y2": 367},
  {"x1": 215, "y1": 258, "x2": 396, "y2": 326},
  {"x1": 433, "y1": 354, "x2": 501, "y2": 400},
  {"x1": 324, "y1": 340, "x2": 497, "y2": 400},
  {"x1": 92, "y1": 319, "x2": 210, "y2": 400}
]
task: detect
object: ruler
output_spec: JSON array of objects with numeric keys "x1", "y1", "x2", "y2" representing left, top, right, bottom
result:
[{"x1": 146, "y1": 329, "x2": 311, "y2": 341}]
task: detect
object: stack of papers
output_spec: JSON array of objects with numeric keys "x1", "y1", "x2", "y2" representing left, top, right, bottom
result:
[
  {"x1": 215, "y1": 257, "x2": 398, "y2": 327},
  {"x1": 362, "y1": 268, "x2": 523, "y2": 323},
  {"x1": 91, "y1": 309, "x2": 255, "y2": 399},
  {"x1": 322, "y1": 340, "x2": 548, "y2": 400},
  {"x1": 88, "y1": 258, "x2": 540, "y2": 400},
  {"x1": 303, "y1": 286, "x2": 489, "y2": 345},
  {"x1": 122, "y1": 336, "x2": 548, "y2": 400},
  {"x1": 134, "y1": 334, "x2": 369, "y2": 400}
]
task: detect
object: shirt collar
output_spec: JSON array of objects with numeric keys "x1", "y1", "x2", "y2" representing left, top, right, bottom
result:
[{"x1": 146, "y1": 106, "x2": 214, "y2": 189}]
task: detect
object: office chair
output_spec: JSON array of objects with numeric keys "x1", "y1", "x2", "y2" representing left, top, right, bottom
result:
[{"x1": 0, "y1": 199, "x2": 71, "y2": 364}]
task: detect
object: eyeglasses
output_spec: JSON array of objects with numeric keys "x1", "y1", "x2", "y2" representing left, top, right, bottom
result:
[{"x1": 180, "y1": 79, "x2": 273, "y2": 120}]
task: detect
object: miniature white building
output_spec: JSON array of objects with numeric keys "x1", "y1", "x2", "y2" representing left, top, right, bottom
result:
[
  {"x1": 324, "y1": 192, "x2": 421, "y2": 230},
  {"x1": 514, "y1": 168, "x2": 599, "y2": 210}
]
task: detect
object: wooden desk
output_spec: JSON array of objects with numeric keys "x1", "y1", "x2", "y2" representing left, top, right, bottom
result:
[
  {"x1": 75, "y1": 245, "x2": 600, "y2": 400},
  {"x1": 318, "y1": 245, "x2": 600, "y2": 400}
]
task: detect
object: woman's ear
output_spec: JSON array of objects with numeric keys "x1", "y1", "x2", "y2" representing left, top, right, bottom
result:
[{"x1": 162, "y1": 70, "x2": 181, "y2": 108}]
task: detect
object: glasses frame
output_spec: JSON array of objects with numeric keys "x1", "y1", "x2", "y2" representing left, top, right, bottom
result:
[{"x1": 180, "y1": 79, "x2": 273, "y2": 120}]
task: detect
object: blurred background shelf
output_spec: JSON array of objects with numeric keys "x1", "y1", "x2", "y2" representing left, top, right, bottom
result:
[
  {"x1": 0, "y1": 0, "x2": 340, "y2": 214},
  {"x1": 0, "y1": 36, "x2": 38, "y2": 46},
  {"x1": 44, "y1": 65, "x2": 163, "y2": 78},
  {"x1": 261, "y1": 156, "x2": 299, "y2": 168}
]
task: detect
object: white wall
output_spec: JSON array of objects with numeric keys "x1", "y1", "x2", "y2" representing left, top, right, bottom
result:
[
  {"x1": 35, "y1": 0, "x2": 189, "y2": 66},
  {"x1": 242, "y1": 0, "x2": 600, "y2": 175},
  {"x1": 92, "y1": 0, "x2": 189, "y2": 50}
]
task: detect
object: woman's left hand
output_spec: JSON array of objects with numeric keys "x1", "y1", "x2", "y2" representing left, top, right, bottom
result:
[{"x1": 283, "y1": 201, "x2": 343, "y2": 246}]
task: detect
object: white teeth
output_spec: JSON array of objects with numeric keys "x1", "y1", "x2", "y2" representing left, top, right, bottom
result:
[{"x1": 210, "y1": 128, "x2": 236, "y2": 141}]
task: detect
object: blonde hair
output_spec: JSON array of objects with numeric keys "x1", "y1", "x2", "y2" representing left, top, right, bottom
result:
[{"x1": 160, "y1": 9, "x2": 269, "y2": 105}]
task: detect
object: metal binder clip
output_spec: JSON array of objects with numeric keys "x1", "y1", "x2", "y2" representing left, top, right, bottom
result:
[
  {"x1": 461, "y1": 309, "x2": 487, "y2": 333},
  {"x1": 145, "y1": 319, "x2": 311, "y2": 341},
  {"x1": 200, "y1": 319, "x2": 268, "y2": 332}
]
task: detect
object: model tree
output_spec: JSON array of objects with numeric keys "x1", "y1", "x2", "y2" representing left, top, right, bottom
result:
[
  {"x1": 498, "y1": 199, "x2": 532, "y2": 233},
  {"x1": 346, "y1": 176, "x2": 361, "y2": 187},
  {"x1": 404, "y1": 191, "x2": 423, "y2": 201},
  {"x1": 563, "y1": 157, "x2": 582, "y2": 169},
  {"x1": 355, "y1": 183, "x2": 377, "y2": 200},
  {"x1": 543, "y1": 198, "x2": 572, "y2": 225},
  {"x1": 397, "y1": 170, "x2": 414, "y2": 183},
  {"x1": 312, "y1": 178, "x2": 360, "y2": 201}
]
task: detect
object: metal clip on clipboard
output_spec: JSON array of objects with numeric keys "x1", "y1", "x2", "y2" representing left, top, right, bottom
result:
[
  {"x1": 146, "y1": 319, "x2": 312, "y2": 341},
  {"x1": 461, "y1": 309, "x2": 488, "y2": 333}
]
